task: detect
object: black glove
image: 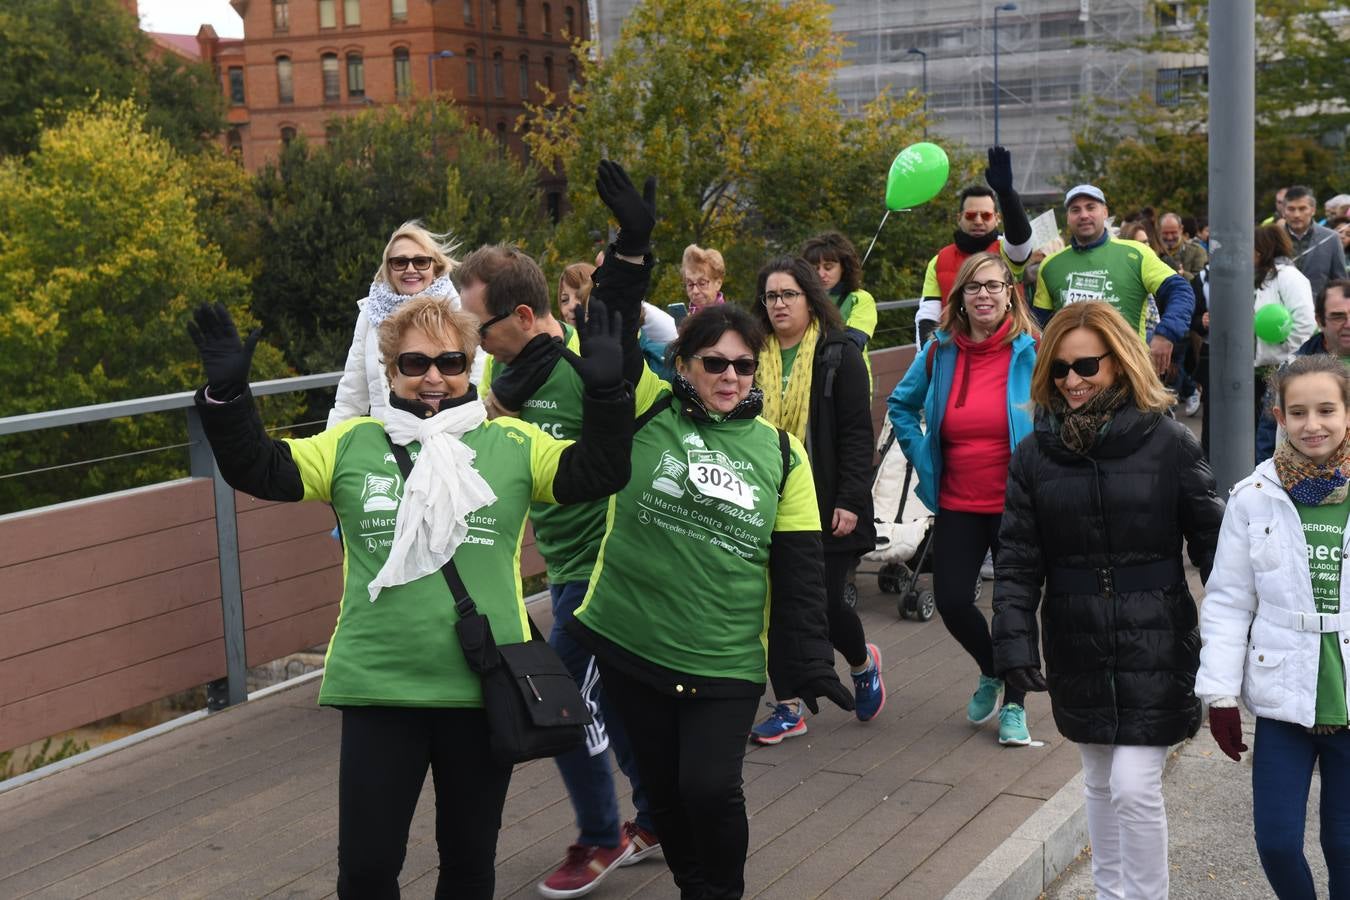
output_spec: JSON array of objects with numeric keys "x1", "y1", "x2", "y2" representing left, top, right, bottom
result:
[
  {"x1": 984, "y1": 146, "x2": 1015, "y2": 195},
  {"x1": 796, "y1": 674, "x2": 855, "y2": 715},
  {"x1": 984, "y1": 146, "x2": 1032, "y2": 247},
  {"x1": 558, "y1": 296, "x2": 624, "y2": 396},
  {"x1": 596, "y1": 159, "x2": 656, "y2": 257},
  {"x1": 187, "y1": 302, "x2": 260, "y2": 400},
  {"x1": 1004, "y1": 666, "x2": 1048, "y2": 693}
]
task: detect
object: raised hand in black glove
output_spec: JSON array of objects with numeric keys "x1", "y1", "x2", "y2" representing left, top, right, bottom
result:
[
  {"x1": 187, "y1": 302, "x2": 260, "y2": 400},
  {"x1": 984, "y1": 146, "x2": 1015, "y2": 196},
  {"x1": 596, "y1": 159, "x2": 656, "y2": 258},
  {"x1": 558, "y1": 296, "x2": 624, "y2": 396},
  {"x1": 796, "y1": 673, "x2": 855, "y2": 715},
  {"x1": 1004, "y1": 666, "x2": 1048, "y2": 693}
]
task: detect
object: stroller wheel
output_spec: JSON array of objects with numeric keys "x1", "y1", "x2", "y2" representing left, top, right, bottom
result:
[
  {"x1": 897, "y1": 596, "x2": 912, "y2": 619},
  {"x1": 915, "y1": 590, "x2": 936, "y2": 622},
  {"x1": 843, "y1": 579, "x2": 858, "y2": 609}
]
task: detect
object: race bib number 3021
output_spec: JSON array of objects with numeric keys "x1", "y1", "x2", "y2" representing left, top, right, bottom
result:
[{"x1": 688, "y1": 449, "x2": 757, "y2": 509}]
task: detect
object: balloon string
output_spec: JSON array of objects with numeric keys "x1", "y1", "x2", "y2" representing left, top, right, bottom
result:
[{"x1": 861, "y1": 210, "x2": 891, "y2": 267}]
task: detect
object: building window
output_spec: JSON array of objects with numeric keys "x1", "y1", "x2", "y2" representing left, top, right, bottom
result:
[
  {"x1": 516, "y1": 0, "x2": 526, "y2": 32},
  {"x1": 227, "y1": 66, "x2": 245, "y2": 104},
  {"x1": 394, "y1": 47, "x2": 411, "y2": 98},
  {"x1": 566, "y1": 57, "x2": 577, "y2": 86},
  {"x1": 465, "y1": 49, "x2": 479, "y2": 95},
  {"x1": 1155, "y1": 65, "x2": 1207, "y2": 107},
  {"x1": 492, "y1": 52, "x2": 504, "y2": 97},
  {"x1": 491, "y1": 0, "x2": 501, "y2": 28},
  {"x1": 322, "y1": 53, "x2": 340, "y2": 101},
  {"x1": 518, "y1": 54, "x2": 529, "y2": 98},
  {"x1": 227, "y1": 127, "x2": 243, "y2": 157},
  {"x1": 496, "y1": 121, "x2": 508, "y2": 156},
  {"x1": 547, "y1": 191, "x2": 561, "y2": 224},
  {"x1": 273, "y1": 0, "x2": 289, "y2": 31},
  {"x1": 276, "y1": 56, "x2": 294, "y2": 103},
  {"x1": 281, "y1": 126, "x2": 297, "y2": 145},
  {"x1": 347, "y1": 53, "x2": 365, "y2": 98},
  {"x1": 543, "y1": 56, "x2": 554, "y2": 92},
  {"x1": 391, "y1": 0, "x2": 407, "y2": 21},
  {"x1": 564, "y1": 6, "x2": 574, "y2": 37},
  {"x1": 318, "y1": 0, "x2": 336, "y2": 28},
  {"x1": 463, "y1": 0, "x2": 473, "y2": 23},
  {"x1": 344, "y1": 0, "x2": 360, "y2": 25},
  {"x1": 542, "y1": 3, "x2": 551, "y2": 33}
]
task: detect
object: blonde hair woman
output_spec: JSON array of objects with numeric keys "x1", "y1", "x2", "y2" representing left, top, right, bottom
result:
[
  {"x1": 328, "y1": 221, "x2": 481, "y2": 427},
  {"x1": 992, "y1": 301, "x2": 1223, "y2": 900},
  {"x1": 557, "y1": 262, "x2": 595, "y2": 326}
]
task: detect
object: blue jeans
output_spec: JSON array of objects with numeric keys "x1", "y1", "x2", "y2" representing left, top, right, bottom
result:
[
  {"x1": 548, "y1": 580, "x2": 653, "y2": 847},
  {"x1": 1253, "y1": 717, "x2": 1350, "y2": 899}
]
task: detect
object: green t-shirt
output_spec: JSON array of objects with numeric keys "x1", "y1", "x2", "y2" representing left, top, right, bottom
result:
[
  {"x1": 1033, "y1": 237, "x2": 1178, "y2": 340},
  {"x1": 574, "y1": 407, "x2": 820, "y2": 682},
  {"x1": 483, "y1": 325, "x2": 667, "y2": 583},
  {"x1": 285, "y1": 414, "x2": 568, "y2": 707},
  {"x1": 779, "y1": 343, "x2": 800, "y2": 394},
  {"x1": 1296, "y1": 496, "x2": 1350, "y2": 726}
]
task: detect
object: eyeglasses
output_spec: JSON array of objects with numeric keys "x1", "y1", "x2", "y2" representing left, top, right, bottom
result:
[
  {"x1": 1049, "y1": 352, "x2": 1113, "y2": 380},
  {"x1": 963, "y1": 211, "x2": 996, "y2": 222},
  {"x1": 684, "y1": 278, "x2": 713, "y2": 291},
  {"x1": 388, "y1": 255, "x2": 434, "y2": 272},
  {"x1": 1326, "y1": 312, "x2": 1350, "y2": 326},
  {"x1": 962, "y1": 280, "x2": 1011, "y2": 296},
  {"x1": 760, "y1": 289, "x2": 804, "y2": 307},
  {"x1": 396, "y1": 351, "x2": 468, "y2": 377},
  {"x1": 477, "y1": 312, "x2": 511, "y2": 338},
  {"x1": 691, "y1": 355, "x2": 757, "y2": 377}
]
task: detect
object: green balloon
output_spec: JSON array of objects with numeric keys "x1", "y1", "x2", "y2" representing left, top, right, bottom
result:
[
  {"x1": 1254, "y1": 303, "x2": 1294, "y2": 344},
  {"x1": 885, "y1": 142, "x2": 950, "y2": 211}
]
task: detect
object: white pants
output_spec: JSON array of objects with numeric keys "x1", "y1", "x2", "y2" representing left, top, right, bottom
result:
[{"x1": 1079, "y1": 743, "x2": 1170, "y2": 900}]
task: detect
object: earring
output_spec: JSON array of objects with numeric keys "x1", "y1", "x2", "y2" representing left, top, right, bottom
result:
[{"x1": 958, "y1": 306, "x2": 968, "y2": 316}]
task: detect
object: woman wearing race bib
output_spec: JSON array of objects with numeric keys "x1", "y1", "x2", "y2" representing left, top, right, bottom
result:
[
  {"x1": 569, "y1": 305, "x2": 853, "y2": 899},
  {"x1": 747, "y1": 256, "x2": 886, "y2": 746},
  {"x1": 186, "y1": 286, "x2": 635, "y2": 900}
]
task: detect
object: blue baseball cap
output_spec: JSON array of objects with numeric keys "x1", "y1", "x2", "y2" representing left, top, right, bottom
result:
[{"x1": 1064, "y1": 184, "x2": 1106, "y2": 208}]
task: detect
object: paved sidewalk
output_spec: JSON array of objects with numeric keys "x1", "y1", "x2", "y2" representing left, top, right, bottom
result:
[{"x1": 1045, "y1": 708, "x2": 1328, "y2": 899}]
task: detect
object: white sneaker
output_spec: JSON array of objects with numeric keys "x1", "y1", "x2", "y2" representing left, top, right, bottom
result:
[
  {"x1": 980, "y1": 550, "x2": 994, "y2": 580},
  {"x1": 1184, "y1": 393, "x2": 1201, "y2": 417}
]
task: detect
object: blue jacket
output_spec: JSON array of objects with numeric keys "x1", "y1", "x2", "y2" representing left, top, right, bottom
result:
[{"x1": 887, "y1": 330, "x2": 1038, "y2": 514}]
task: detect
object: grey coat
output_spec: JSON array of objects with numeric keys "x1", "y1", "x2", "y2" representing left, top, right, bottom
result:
[{"x1": 1286, "y1": 223, "x2": 1348, "y2": 300}]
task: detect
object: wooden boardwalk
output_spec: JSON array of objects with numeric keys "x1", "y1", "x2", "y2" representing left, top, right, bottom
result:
[{"x1": 0, "y1": 577, "x2": 1081, "y2": 899}]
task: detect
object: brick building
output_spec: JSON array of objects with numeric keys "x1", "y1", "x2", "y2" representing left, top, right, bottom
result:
[{"x1": 181, "y1": 0, "x2": 583, "y2": 175}]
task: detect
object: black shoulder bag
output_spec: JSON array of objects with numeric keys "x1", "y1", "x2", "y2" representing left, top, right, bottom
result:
[{"x1": 387, "y1": 437, "x2": 590, "y2": 764}]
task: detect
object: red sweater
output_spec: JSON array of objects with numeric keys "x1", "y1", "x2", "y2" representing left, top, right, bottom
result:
[{"x1": 939, "y1": 322, "x2": 1013, "y2": 514}]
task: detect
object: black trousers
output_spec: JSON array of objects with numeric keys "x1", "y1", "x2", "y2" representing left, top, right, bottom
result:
[
  {"x1": 932, "y1": 509, "x2": 1026, "y2": 707},
  {"x1": 336, "y1": 706, "x2": 513, "y2": 900},
  {"x1": 825, "y1": 550, "x2": 869, "y2": 668},
  {"x1": 598, "y1": 661, "x2": 761, "y2": 900}
]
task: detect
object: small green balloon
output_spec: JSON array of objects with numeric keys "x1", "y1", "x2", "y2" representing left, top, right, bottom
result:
[
  {"x1": 885, "y1": 142, "x2": 950, "y2": 211},
  {"x1": 1254, "y1": 303, "x2": 1294, "y2": 344}
]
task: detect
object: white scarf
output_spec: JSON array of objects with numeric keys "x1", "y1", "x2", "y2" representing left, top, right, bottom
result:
[
  {"x1": 367, "y1": 398, "x2": 497, "y2": 602},
  {"x1": 363, "y1": 273, "x2": 458, "y2": 326}
]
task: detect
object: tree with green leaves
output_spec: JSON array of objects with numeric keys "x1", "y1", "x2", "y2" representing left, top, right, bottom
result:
[
  {"x1": 525, "y1": 0, "x2": 975, "y2": 343},
  {"x1": 0, "y1": 101, "x2": 295, "y2": 513},
  {"x1": 1063, "y1": 0, "x2": 1347, "y2": 218}
]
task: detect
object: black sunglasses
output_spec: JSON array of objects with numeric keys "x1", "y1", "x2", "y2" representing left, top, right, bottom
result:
[
  {"x1": 1049, "y1": 352, "x2": 1112, "y2": 380},
  {"x1": 396, "y1": 351, "x2": 468, "y2": 377},
  {"x1": 388, "y1": 255, "x2": 434, "y2": 272},
  {"x1": 478, "y1": 312, "x2": 511, "y2": 338},
  {"x1": 691, "y1": 354, "x2": 757, "y2": 377}
]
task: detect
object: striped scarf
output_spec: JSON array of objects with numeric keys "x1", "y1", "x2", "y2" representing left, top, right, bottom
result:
[
  {"x1": 757, "y1": 319, "x2": 819, "y2": 442},
  {"x1": 1273, "y1": 434, "x2": 1350, "y2": 506}
]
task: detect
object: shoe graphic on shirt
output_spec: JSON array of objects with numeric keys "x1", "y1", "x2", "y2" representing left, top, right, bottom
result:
[
  {"x1": 651, "y1": 450, "x2": 687, "y2": 498},
  {"x1": 361, "y1": 473, "x2": 400, "y2": 512}
]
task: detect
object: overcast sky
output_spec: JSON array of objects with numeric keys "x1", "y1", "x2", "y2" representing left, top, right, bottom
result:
[{"x1": 137, "y1": 0, "x2": 244, "y2": 38}]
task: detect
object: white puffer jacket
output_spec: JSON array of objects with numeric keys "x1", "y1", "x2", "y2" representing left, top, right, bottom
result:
[
  {"x1": 327, "y1": 275, "x2": 483, "y2": 428},
  {"x1": 1253, "y1": 261, "x2": 1315, "y2": 367},
  {"x1": 1195, "y1": 459, "x2": 1350, "y2": 727}
]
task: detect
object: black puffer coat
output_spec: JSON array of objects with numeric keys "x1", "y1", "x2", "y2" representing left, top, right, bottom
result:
[
  {"x1": 805, "y1": 329, "x2": 877, "y2": 556},
  {"x1": 992, "y1": 403, "x2": 1224, "y2": 746}
]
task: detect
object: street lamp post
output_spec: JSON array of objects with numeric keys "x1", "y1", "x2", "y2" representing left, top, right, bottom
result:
[
  {"x1": 992, "y1": 3, "x2": 1016, "y2": 146},
  {"x1": 427, "y1": 49, "x2": 455, "y2": 95},
  {"x1": 906, "y1": 47, "x2": 928, "y2": 138}
]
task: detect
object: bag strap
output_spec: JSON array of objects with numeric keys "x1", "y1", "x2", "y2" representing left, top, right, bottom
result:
[
  {"x1": 777, "y1": 428, "x2": 791, "y2": 497},
  {"x1": 635, "y1": 391, "x2": 674, "y2": 432},
  {"x1": 385, "y1": 436, "x2": 544, "y2": 640},
  {"x1": 924, "y1": 339, "x2": 938, "y2": 379}
]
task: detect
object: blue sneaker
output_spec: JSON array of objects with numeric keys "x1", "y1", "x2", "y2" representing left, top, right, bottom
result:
[
  {"x1": 998, "y1": 703, "x2": 1031, "y2": 746},
  {"x1": 967, "y1": 675, "x2": 1003, "y2": 725},
  {"x1": 750, "y1": 702, "x2": 806, "y2": 745},
  {"x1": 853, "y1": 643, "x2": 886, "y2": 722}
]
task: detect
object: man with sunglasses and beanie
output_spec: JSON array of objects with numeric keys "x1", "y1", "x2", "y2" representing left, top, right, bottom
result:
[
  {"x1": 458, "y1": 162, "x2": 668, "y2": 899},
  {"x1": 914, "y1": 146, "x2": 1036, "y2": 346},
  {"x1": 1034, "y1": 185, "x2": 1196, "y2": 378}
]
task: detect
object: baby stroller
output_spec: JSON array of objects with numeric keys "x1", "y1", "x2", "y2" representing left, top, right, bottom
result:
[{"x1": 852, "y1": 420, "x2": 936, "y2": 621}]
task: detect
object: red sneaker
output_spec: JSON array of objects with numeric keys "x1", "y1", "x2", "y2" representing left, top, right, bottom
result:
[
  {"x1": 537, "y1": 839, "x2": 633, "y2": 898},
  {"x1": 618, "y1": 820, "x2": 662, "y2": 867}
]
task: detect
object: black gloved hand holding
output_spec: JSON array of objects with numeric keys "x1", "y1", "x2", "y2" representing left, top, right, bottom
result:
[
  {"x1": 985, "y1": 146, "x2": 1016, "y2": 196},
  {"x1": 1208, "y1": 706, "x2": 1247, "y2": 762},
  {"x1": 1004, "y1": 666, "x2": 1048, "y2": 694},
  {"x1": 796, "y1": 674, "x2": 855, "y2": 715},
  {"x1": 558, "y1": 296, "x2": 624, "y2": 396},
  {"x1": 187, "y1": 302, "x2": 260, "y2": 400},
  {"x1": 596, "y1": 159, "x2": 656, "y2": 258}
]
